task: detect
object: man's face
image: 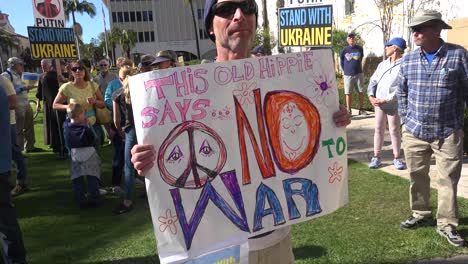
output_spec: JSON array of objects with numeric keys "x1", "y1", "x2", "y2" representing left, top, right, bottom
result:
[
  {"x1": 99, "y1": 60, "x2": 109, "y2": 73},
  {"x1": 211, "y1": 0, "x2": 256, "y2": 56},
  {"x1": 411, "y1": 22, "x2": 439, "y2": 47},
  {"x1": 41, "y1": 62, "x2": 50, "y2": 73},
  {"x1": 12, "y1": 64, "x2": 24, "y2": 74},
  {"x1": 346, "y1": 36, "x2": 355, "y2": 46}
]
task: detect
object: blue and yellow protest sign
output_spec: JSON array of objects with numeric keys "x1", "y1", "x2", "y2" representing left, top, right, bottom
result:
[
  {"x1": 27, "y1": 26, "x2": 77, "y2": 59},
  {"x1": 278, "y1": 5, "x2": 333, "y2": 47}
]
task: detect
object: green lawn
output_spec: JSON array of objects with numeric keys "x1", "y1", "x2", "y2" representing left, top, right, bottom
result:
[{"x1": 14, "y1": 98, "x2": 468, "y2": 263}]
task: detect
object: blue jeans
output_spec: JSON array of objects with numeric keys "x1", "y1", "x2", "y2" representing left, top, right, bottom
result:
[
  {"x1": 10, "y1": 125, "x2": 27, "y2": 185},
  {"x1": 0, "y1": 171, "x2": 27, "y2": 264},
  {"x1": 71, "y1": 175, "x2": 101, "y2": 205},
  {"x1": 124, "y1": 127, "x2": 137, "y2": 201},
  {"x1": 111, "y1": 124, "x2": 124, "y2": 187}
]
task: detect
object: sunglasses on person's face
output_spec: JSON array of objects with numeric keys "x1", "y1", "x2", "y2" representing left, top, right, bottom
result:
[
  {"x1": 211, "y1": 1, "x2": 257, "y2": 19},
  {"x1": 71, "y1": 66, "x2": 84, "y2": 72},
  {"x1": 411, "y1": 24, "x2": 434, "y2": 33},
  {"x1": 100, "y1": 64, "x2": 108, "y2": 67}
]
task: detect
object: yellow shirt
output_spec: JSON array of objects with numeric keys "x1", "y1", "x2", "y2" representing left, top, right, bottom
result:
[
  {"x1": 59, "y1": 81, "x2": 99, "y2": 125},
  {"x1": 0, "y1": 75, "x2": 16, "y2": 125}
]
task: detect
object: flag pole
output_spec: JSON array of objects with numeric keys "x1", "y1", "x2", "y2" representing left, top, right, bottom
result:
[{"x1": 102, "y1": 5, "x2": 110, "y2": 64}]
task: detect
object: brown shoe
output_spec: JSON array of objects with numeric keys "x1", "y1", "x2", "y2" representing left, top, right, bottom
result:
[{"x1": 11, "y1": 184, "x2": 29, "y2": 197}]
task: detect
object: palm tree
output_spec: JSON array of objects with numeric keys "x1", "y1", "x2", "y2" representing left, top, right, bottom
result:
[
  {"x1": 63, "y1": 0, "x2": 96, "y2": 59},
  {"x1": 119, "y1": 29, "x2": 137, "y2": 58},
  {"x1": 110, "y1": 28, "x2": 137, "y2": 58},
  {"x1": 183, "y1": 0, "x2": 201, "y2": 59}
]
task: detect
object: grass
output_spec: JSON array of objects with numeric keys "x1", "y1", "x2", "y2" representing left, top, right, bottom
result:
[{"x1": 15, "y1": 91, "x2": 468, "y2": 263}]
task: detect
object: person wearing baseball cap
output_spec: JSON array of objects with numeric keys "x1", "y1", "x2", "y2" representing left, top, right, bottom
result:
[
  {"x1": 398, "y1": 10, "x2": 468, "y2": 247},
  {"x1": 130, "y1": 0, "x2": 351, "y2": 262},
  {"x1": 340, "y1": 31, "x2": 368, "y2": 116},
  {"x1": 367, "y1": 37, "x2": 407, "y2": 171},
  {"x1": 138, "y1": 54, "x2": 156, "y2": 73}
]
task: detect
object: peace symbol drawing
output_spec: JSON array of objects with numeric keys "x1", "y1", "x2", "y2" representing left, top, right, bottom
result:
[{"x1": 158, "y1": 121, "x2": 227, "y2": 189}]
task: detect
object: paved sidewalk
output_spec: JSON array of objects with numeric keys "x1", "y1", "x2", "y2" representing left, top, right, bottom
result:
[
  {"x1": 346, "y1": 109, "x2": 468, "y2": 264},
  {"x1": 346, "y1": 109, "x2": 468, "y2": 199}
]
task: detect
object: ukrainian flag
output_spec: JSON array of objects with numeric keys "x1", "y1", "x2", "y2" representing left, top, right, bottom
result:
[{"x1": 22, "y1": 72, "x2": 40, "y2": 87}]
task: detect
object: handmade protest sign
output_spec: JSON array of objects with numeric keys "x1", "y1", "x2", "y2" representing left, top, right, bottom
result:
[
  {"x1": 129, "y1": 50, "x2": 348, "y2": 264},
  {"x1": 278, "y1": 5, "x2": 333, "y2": 47}
]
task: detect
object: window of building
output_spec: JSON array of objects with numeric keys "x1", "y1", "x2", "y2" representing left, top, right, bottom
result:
[
  {"x1": 144, "y1": 31, "x2": 150, "y2": 42},
  {"x1": 148, "y1": 11, "x2": 153, "y2": 22},
  {"x1": 112, "y1": 12, "x2": 117, "y2": 23},
  {"x1": 117, "y1": 12, "x2": 123, "y2": 23},
  {"x1": 138, "y1": 32, "x2": 144, "y2": 42},
  {"x1": 136, "y1": 11, "x2": 142, "y2": 22},
  {"x1": 345, "y1": 0, "x2": 355, "y2": 16},
  {"x1": 199, "y1": 29, "x2": 209, "y2": 40},
  {"x1": 130, "y1": 11, "x2": 135, "y2": 22},
  {"x1": 150, "y1": 31, "x2": 155, "y2": 42},
  {"x1": 142, "y1": 11, "x2": 148, "y2": 22},
  {"x1": 124, "y1": 12, "x2": 129, "y2": 22}
]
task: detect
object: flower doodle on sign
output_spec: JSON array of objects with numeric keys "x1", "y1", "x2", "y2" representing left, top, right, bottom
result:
[
  {"x1": 328, "y1": 162, "x2": 344, "y2": 183},
  {"x1": 158, "y1": 209, "x2": 179, "y2": 235},
  {"x1": 210, "y1": 106, "x2": 233, "y2": 120},
  {"x1": 233, "y1": 82, "x2": 256, "y2": 106},
  {"x1": 307, "y1": 70, "x2": 335, "y2": 107}
]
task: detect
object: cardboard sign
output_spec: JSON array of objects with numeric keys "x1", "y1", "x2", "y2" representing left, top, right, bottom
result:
[
  {"x1": 32, "y1": 0, "x2": 65, "y2": 28},
  {"x1": 129, "y1": 50, "x2": 348, "y2": 263},
  {"x1": 278, "y1": 5, "x2": 333, "y2": 47},
  {"x1": 27, "y1": 27, "x2": 77, "y2": 59}
]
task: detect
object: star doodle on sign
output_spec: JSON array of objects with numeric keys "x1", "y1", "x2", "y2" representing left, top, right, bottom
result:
[{"x1": 328, "y1": 162, "x2": 344, "y2": 183}]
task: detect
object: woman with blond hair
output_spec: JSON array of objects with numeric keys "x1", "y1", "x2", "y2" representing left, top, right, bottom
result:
[
  {"x1": 112, "y1": 66, "x2": 138, "y2": 214},
  {"x1": 53, "y1": 60, "x2": 106, "y2": 147},
  {"x1": 104, "y1": 62, "x2": 134, "y2": 195}
]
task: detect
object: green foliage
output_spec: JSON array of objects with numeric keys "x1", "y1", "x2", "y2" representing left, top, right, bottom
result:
[
  {"x1": 336, "y1": 76, "x2": 374, "y2": 111},
  {"x1": 253, "y1": 27, "x2": 276, "y2": 55},
  {"x1": 331, "y1": 29, "x2": 365, "y2": 55}
]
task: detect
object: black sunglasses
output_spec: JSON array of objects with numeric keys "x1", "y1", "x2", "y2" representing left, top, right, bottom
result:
[
  {"x1": 411, "y1": 24, "x2": 434, "y2": 33},
  {"x1": 71, "y1": 66, "x2": 85, "y2": 72},
  {"x1": 100, "y1": 64, "x2": 108, "y2": 67},
  {"x1": 211, "y1": 1, "x2": 257, "y2": 18}
]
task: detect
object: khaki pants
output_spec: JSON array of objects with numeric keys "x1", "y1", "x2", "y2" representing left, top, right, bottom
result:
[
  {"x1": 248, "y1": 232, "x2": 294, "y2": 264},
  {"x1": 15, "y1": 105, "x2": 35, "y2": 152},
  {"x1": 402, "y1": 127, "x2": 463, "y2": 227}
]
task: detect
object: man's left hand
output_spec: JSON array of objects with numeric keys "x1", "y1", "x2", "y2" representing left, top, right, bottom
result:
[{"x1": 333, "y1": 105, "x2": 351, "y2": 127}]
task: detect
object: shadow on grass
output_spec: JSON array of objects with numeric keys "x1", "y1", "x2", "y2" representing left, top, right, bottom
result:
[
  {"x1": 293, "y1": 245, "x2": 327, "y2": 259},
  {"x1": 88, "y1": 255, "x2": 160, "y2": 264}
]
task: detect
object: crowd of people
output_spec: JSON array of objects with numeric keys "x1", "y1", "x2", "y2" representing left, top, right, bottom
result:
[{"x1": 0, "y1": 0, "x2": 467, "y2": 263}]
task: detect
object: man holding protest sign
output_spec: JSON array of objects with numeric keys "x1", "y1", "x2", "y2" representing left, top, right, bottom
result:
[{"x1": 130, "y1": 0, "x2": 351, "y2": 262}]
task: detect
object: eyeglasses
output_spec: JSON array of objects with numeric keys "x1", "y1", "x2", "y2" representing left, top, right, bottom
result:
[
  {"x1": 411, "y1": 24, "x2": 434, "y2": 33},
  {"x1": 100, "y1": 64, "x2": 108, "y2": 67},
  {"x1": 71, "y1": 66, "x2": 85, "y2": 72},
  {"x1": 211, "y1": 1, "x2": 257, "y2": 19}
]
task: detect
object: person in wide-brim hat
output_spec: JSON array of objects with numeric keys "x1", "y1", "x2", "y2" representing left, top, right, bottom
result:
[{"x1": 407, "y1": 10, "x2": 452, "y2": 29}]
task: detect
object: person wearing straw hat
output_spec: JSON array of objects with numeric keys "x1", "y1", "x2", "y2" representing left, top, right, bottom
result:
[
  {"x1": 151, "y1": 50, "x2": 177, "y2": 70},
  {"x1": 397, "y1": 10, "x2": 468, "y2": 247}
]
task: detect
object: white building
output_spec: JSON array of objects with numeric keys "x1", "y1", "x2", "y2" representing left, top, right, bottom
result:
[
  {"x1": 0, "y1": 12, "x2": 30, "y2": 71},
  {"x1": 105, "y1": 0, "x2": 216, "y2": 61}
]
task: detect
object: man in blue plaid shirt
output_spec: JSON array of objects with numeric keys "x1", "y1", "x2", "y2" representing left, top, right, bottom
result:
[{"x1": 397, "y1": 10, "x2": 468, "y2": 247}]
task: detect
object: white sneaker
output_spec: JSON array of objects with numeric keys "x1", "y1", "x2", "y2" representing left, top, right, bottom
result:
[{"x1": 99, "y1": 188, "x2": 108, "y2": 195}]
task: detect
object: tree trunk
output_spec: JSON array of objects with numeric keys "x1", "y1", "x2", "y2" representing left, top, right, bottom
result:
[
  {"x1": 189, "y1": 0, "x2": 201, "y2": 59},
  {"x1": 261, "y1": 0, "x2": 271, "y2": 54},
  {"x1": 71, "y1": 11, "x2": 81, "y2": 59}
]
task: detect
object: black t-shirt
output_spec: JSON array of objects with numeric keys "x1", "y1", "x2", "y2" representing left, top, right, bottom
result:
[{"x1": 112, "y1": 89, "x2": 134, "y2": 131}]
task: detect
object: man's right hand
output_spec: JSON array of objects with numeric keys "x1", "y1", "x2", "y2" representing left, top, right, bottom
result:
[{"x1": 131, "y1": 144, "x2": 156, "y2": 176}]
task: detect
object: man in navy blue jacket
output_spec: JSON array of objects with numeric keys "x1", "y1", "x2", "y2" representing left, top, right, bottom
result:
[{"x1": 340, "y1": 32, "x2": 367, "y2": 116}]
